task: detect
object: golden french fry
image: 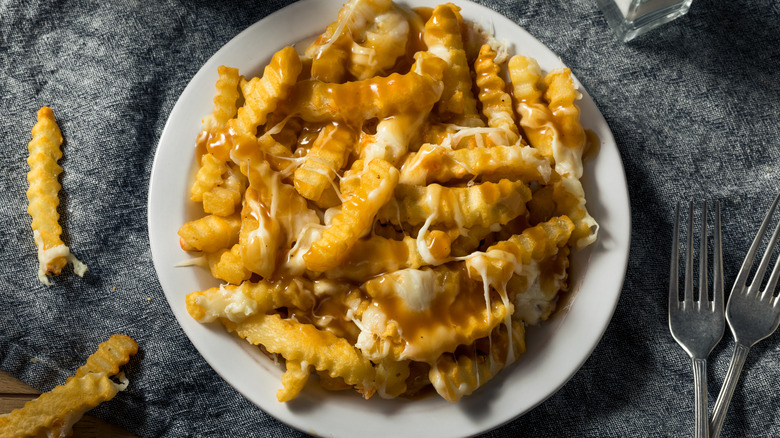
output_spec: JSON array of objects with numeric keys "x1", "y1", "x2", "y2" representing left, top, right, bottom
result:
[
  {"x1": 0, "y1": 373, "x2": 120, "y2": 438},
  {"x1": 347, "y1": 2, "x2": 409, "y2": 80},
  {"x1": 305, "y1": 0, "x2": 361, "y2": 82},
  {"x1": 304, "y1": 158, "x2": 399, "y2": 272},
  {"x1": 244, "y1": 158, "x2": 321, "y2": 246},
  {"x1": 508, "y1": 55, "x2": 555, "y2": 159},
  {"x1": 229, "y1": 46, "x2": 302, "y2": 136},
  {"x1": 228, "y1": 314, "x2": 377, "y2": 398},
  {"x1": 423, "y1": 3, "x2": 481, "y2": 125},
  {"x1": 207, "y1": 244, "x2": 251, "y2": 285},
  {"x1": 377, "y1": 179, "x2": 532, "y2": 231},
  {"x1": 543, "y1": 68, "x2": 587, "y2": 178},
  {"x1": 26, "y1": 107, "x2": 87, "y2": 285},
  {"x1": 0, "y1": 335, "x2": 137, "y2": 438},
  {"x1": 511, "y1": 245, "x2": 571, "y2": 325},
  {"x1": 399, "y1": 143, "x2": 552, "y2": 185},
  {"x1": 238, "y1": 187, "x2": 281, "y2": 278},
  {"x1": 305, "y1": 0, "x2": 408, "y2": 82},
  {"x1": 475, "y1": 44, "x2": 520, "y2": 144},
  {"x1": 203, "y1": 186, "x2": 241, "y2": 216},
  {"x1": 278, "y1": 360, "x2": 312, "y2": 402},
  {"x1": 358, "y1": 112, "x2": 428, "y2": 166},
  {"x1": 186, "y1": 278, "x2": 317, "y2": 323},
  {"x1": 287, "y1": 67, "x2": 444, "y2": 125},
  {"x1": 465, "y1": 215, "x2": 574, "y2": 287},
  {"x1": 326, "y1": 231, "x2": 451, "y2": 281},
  {"x1": 178, "y1": 213, "x2": 241, "y2": 253},
  {"x1": 375, "y1": 358, "x2": 410, "y2": 399},
  {"x1": 294, "y1": 122, "x2": 355, "y2": 201},
  {"x1": 429, "y1": 320, "x2": 525, "y2": 402},
  {"x1": 358, "y1": 265, "x2": 509, "y2": 363},
  {"x1": 70, "y1": 334, "x2": 139, "y2": 382},
  {"x1": 201, "y1": 65, "x2": 241, "y2": 132},
  {"x1": 190, "y1": 153, "x2": 228, "y2": 203},
  {"x1": 553, "y1": 175, "x2": 598, "y2": 249}
]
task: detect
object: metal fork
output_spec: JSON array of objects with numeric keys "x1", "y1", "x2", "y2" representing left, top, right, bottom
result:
[
  {"x1": 669, "y1": 201, "x2": 725, "y2": 438},
  {"x1": 709, "y1": 193, "x2": 780, "y2": 438}
]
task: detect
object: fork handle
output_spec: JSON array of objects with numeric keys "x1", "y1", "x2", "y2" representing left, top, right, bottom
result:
[
  {"x1": 710, "y1": 343, "x2": 751, "y2": 438},
  {"x1": 692, "y1": 358, "x2": 709, "y2": 438}
]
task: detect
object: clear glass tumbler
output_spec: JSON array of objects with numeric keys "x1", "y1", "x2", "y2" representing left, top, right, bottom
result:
[{"x1": 597, "y1": 0, "x2": 694, "y2": 42}]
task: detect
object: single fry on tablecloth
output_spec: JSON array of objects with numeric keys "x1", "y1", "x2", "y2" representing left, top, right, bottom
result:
[
  {"x1": 26, "y1": 106, "x2": 87, "y2": 286},
  {"x1": 0, "y1": 335, "x2": 138, "y2": 438}
]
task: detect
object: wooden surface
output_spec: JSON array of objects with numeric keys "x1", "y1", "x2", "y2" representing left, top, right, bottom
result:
[{"x1": 0, "y1": 370, "x2": 138, "y2": 437}]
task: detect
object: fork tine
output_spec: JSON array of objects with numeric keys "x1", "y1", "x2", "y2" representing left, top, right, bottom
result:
[
  {"x1": 733, "y1": 193, "x2": 780, "y2": 295},
  {"x1": 684, "y1": 201, "x2": 695, "y2": 303},
  {"x1": 763, "y1": 248, "x2": 780, "y2": 304},
  {"x1": 756, "y1": 197, "x2": 780, "y2": 299},
  {"x1": 744, "y1": 193, "x2": 780, "y2": 296},
  {"x1": 713, "y1": 201, "x2": 724, "y2": 308},
  {"x1": 699, "y1": 201, "x2": 708, "y2": 303},
  {"x1": 669, "y1": 202, "x2": 681, "y2": 310}
]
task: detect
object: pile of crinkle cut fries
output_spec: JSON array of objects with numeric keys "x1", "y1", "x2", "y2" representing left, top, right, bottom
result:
[{"x1": 179, "y1": 0, "x2": 598, "y2": 403}]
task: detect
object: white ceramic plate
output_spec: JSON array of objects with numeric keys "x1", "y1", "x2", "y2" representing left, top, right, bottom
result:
[{"x1": 148, "y1": 1, "x2": 631, "y2": 436}]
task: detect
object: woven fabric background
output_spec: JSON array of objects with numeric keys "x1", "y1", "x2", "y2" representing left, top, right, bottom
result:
[{"x1": 1, "y1": 0, "x2": 779, "y2": 436}]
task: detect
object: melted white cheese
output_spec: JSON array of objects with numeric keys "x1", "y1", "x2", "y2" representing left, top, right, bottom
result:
[
  {"x1": 33, "y1": 230, "x2": 87, "y2": 286},
  {"x1": 194, "y1": 284, "x2": 258, "y2": 323}
]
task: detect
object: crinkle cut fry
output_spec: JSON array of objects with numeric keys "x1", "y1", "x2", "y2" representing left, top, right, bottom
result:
[
  {"x1": 358, "y1": 112, "x2": 426, "y2": 166},
  {"x1": 475, "y1": 44, "x2": 520, "y2": 143},
  {"x1": 465, "y1": 215, "x2": 574, "y2": 287},
  {"x1": 357, "y1": 52, "x2": 447, "y2": 165},
  {"x1": 202, "y1": 165, "x2": 244, "y2": 216},
  {"x1": 190, "y1": 153, "x2": 227, "y2": 203},
  {"x1": 554, "y1": 175, "x2": 598, "y2": 249},
  {"x1": 423, "y1": 3, "x2": 481, "y2": 125},
  {"x1": 429, "y1": 319, "x2": 526, "y2": 402},
  {"x1": 186, "y1": 278, "x2": 316, "y2": 323},
  {"x1": 510, "y1": 244, "x2": 571, "y2": 325},
  {"x1": 347, "y1": 1, "x2": 409, "y2": 80},
  {"x1": 26, "y1": 107, "x2": 65, "y2": 273},
  {"x1": 377, "y1": 179, "x2": 532, "y2": 230},
  {"x1": 0, "y1": 335, "x2": 137, "y2": 438},
  {"x1": 286, "y1": 66, "x2": 444, "y2": 126},
  {"x1": 201, "y1": 65, "x2": 241, "y2": 132},
  {"x1": 238, "y1": 187, "x2": 281, "y2": 278},
  {"x1": 543, "y1": 68, "x2": 587, "y2": 179},
  {"x1": 399, "y1": 143, "x2": 552, "y2": 186},
  {"x1": 304, "y1": 158, "x2": 399, "y2": 272},
  {"x1": 26, "y1": 106, "x2": 87, "y2": 285},
  {"x1": 245, "y1": 159, "x2": 320, "y2": 244},
  {"x1": 227, "y1": 313, "x2": 377, "y2": 398},
  {"x1": 238, "y1": 160, "x2": 319, "y2": 277},
  {"x1": 178, "y1": 213, "x2": 241, "y2": 252},
  {"x1": 278, "y1": 360, "x2": 312, "y2": 402},
  {"x1": 229, "y1": 46, "x2": 302, "y2": 136},
  {"x1": 70, "y1": 334, "x2": 139, "y2": 382},
  {"x1": 325, "y1": 231, "x2": 451, "y2": 281},
  {"x1": 359, "y1": 265, "x2": 510, "y2": 363},
  {"x1": 294, "y1": 122, "x2": 355, "y2": 202},
  {"x1": 206, "y1": 243, "x2": 251, "y2": 285},
  {"x1": 304, "y1": 0, "x2": 390, "y2": 82},
  {"x1": 0, "y1": 373, "x2": 120, "y2": 438},
  {"x1": 375, "y1": 358, "x2": 410, "y2": 399},
  {"x1": 305, "y1": 0, "x2": 407, "y2": 82},
  {"x1": 508, "y1": 55, "x2": 555, "y2": 160}
]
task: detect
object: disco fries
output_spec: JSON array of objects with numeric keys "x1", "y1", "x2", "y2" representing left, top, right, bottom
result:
[{"x1": 179, "y1": 0, "x2": 597, "y2": 403}]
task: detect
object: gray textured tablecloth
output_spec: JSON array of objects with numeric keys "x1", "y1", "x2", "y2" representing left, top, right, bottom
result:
[{"x1": 1, "y1": 0, "x2": 779, "y2": 436}]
